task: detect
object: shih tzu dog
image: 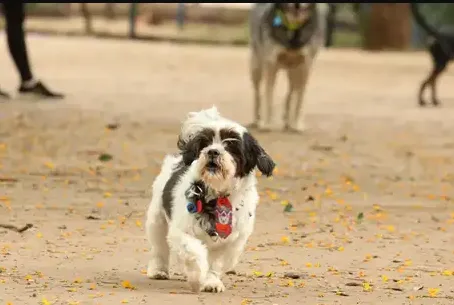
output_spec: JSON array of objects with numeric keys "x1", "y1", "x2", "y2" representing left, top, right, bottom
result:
[{"x1": 145, "y1": 107, "x2": 275, "y2": 293}]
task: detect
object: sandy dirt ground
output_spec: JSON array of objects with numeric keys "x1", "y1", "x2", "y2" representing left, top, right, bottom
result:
[{"x1": 1, "y1": 35, "x2": 454, "y2": 305}]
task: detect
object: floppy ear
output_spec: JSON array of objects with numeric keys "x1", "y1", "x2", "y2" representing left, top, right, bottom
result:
[
  {"x1": 178, "y1": 135, "x2": 200, "y2": 166},
  {"x1": 242, "y1": 132, "x2": 275, "y2": 177}
]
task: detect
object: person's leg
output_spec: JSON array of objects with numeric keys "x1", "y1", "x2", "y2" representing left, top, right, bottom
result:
[
  {"x1": 325, "y1": 4, "x2": 337, "y2": 48},
  {"x1": 3, "y1": 2, "x2": 33, "y2": 83},
  {"x1": 0, "y1": 4, "x2": 11, "y2": 100},
  {"x1": 3, "y1": 2, "x2": 64, "y2": 99}
]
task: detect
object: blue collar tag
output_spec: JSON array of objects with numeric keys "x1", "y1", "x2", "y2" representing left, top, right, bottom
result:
[{"x1": 273, "y1": 15, "x2": 282, "y2": 27}]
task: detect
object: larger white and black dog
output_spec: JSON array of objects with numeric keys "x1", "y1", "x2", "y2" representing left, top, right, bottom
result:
[{"x1": 145, "y1": 107, "x2": 275, "y2": 293}]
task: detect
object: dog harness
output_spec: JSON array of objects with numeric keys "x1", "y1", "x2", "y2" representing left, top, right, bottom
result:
[{"x1": 187, "y1": 196, "x2": 233, "y2": 239}]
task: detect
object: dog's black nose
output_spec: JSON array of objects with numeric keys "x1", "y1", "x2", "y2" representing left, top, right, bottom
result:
[{"x1": 207, "y1": 149, "x2": 220, "y2": 158}]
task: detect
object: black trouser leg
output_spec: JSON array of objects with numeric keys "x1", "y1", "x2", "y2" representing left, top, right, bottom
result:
[
  {"x1": 3, "y1": 2, "x2": 33, "y2": 83},
  {"x1": 325, "y1": 4, "x2": 337, "y2": 48}
]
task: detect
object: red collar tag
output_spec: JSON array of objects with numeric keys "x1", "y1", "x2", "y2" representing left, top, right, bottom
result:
[{"x1": 215, "y1": 197, "x2": 233, "y2": 239}]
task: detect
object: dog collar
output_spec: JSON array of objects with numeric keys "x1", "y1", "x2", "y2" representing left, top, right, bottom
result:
[
  {"x1": 187, "y1": 196, "x2": 233, "y2": 239},
  {"x1": 273, "y1": 10, "x2": 303, "y2": 31}
]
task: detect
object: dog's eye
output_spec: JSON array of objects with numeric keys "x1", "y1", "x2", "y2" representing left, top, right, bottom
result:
[
  {"x1": 199, "y1": 138, "x2": 211, "y2": 149},
  {"x1": 223, "y1": 140, "x2": 236, "y2": 147}
]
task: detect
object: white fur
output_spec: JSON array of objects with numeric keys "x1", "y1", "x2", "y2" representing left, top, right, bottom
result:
[
  {"x1": 180, "y1": 106, "x2": 247, "y2": 145},
  {"x1": 145, "y1": 108, "x2": 260, "y2": 293}
]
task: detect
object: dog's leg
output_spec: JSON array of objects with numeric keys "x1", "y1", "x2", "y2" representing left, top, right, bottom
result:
[
  {"x1": 419, "y1": 61, "x2": 447, "y2": 107},
  {"x1": 249, "y1": 51, "x2": 262, "y2": 129},
  {"x1": 201, "y1": 234, "x2": 249, "y2": 293},
  {"x1": 201, "y1": 249, "x2": 226, "y2": 293},
  {"x1": 222, "y1": 234, "x2": 249, "y2": 273},
  {"x1": 167, "y1": 227, "x2": 209, "y2": 292},
  {"x1": 289, "y1": 62, "x2": 312, "y2": 133},
  {"x1": 420, "y1": 43, "x2": 448, "y2": 107},
  {"x1": 283, "y1": 69, "x2": 297, "y2": 131},
  {"x1": 430, "y1": 59, "x2": 448, "y2": 107},
  {"x1": 146, "y1": 206, "x2": 170, "y2": 280},
  {"x1": 418, "y1": 76, "x2": 428, "y2": 107},
  {"x1": 260, "y1": 61, "x2": 278, "y2": 132}
]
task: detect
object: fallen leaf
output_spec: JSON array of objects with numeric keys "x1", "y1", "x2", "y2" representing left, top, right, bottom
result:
[
  {"x1": 283, "y1": 202, "x2": 293, "y2": 213},
  {"x1": 385, "y1": 287, "x2": 404, "y2": 292},
  {"x1": 428, "y1": 287, "x2": 440, "y2": 297},
  {"x1": 356, "y1": 212, "x2": 364, "y2": 223},
  {"x1": 386, "y1": 225, "x2": 395, "y2": 233},
  {"x1": 106, "y1": 123, "x2": 120, "y2": 130},
  {"x1": 73, "y1": 278, "x2": 83, "y2": 284},
  {"x1": 41, "y1": 297, "x2": 51, "y2": 305},
  {"x1": 441, "y1": 270, "x2": 453, "y2": 276},
  {"x1": 121, "y1": 280, "x2": 136, "y2": 290},
  {"x1": 281, "y1": 236, "x2": 290, "y2": 244},
  {"x1": 403, "y1": 259, "x2": 412, "y2": 267},
  {"x1": 44, "y1": 162, "x2": 55, "y2": 169},
  {"x1": 98, "y1": 153, "x2": 113, "y2": 162},
  {"x1": 335, "y1": 290, "x2": 349, "y2": 296},
  {"x1": 280, "y1": 279, "x2": 294, "y2": 287}
]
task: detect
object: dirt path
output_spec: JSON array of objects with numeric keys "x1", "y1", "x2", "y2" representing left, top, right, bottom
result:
[{"x1": 1, "y1": 35, "x2": 454, "y2": 305}]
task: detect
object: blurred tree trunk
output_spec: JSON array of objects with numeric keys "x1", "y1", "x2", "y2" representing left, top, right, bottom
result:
[
  {"x1": 104, "y1": 3, "x2": 116, "y2": 20},
  {"x1": 363, "y1": 3, "x2": 411, "y2": 51},
  {"x1": 81, "y1": 3, "x2": 93, "y2": 35}
]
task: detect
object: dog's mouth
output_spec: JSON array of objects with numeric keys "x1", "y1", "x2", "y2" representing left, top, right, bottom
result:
[{"x1": 206, "y1": 160, "x2": 220, "y2": 173}]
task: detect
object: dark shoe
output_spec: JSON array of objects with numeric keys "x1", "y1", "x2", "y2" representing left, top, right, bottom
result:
[
  {"x1": 19, "y1": 81, "x2": 64, "y2": 99},
  {"x1": 0, "y1": 88, "x2": 11, "y2": 100}
]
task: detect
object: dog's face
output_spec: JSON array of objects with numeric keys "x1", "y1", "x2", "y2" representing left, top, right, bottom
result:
[
  {"x1": 275, "y1": 3, "x2": 315, "y2": 27},
  {"x1": 178, "y1": 127, "x2": 275, "y2": 191}
]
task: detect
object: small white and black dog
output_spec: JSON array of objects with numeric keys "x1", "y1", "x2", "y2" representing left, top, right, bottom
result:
[{"x1": 145, "y1": 107, "x2": 275, "y2": 293}]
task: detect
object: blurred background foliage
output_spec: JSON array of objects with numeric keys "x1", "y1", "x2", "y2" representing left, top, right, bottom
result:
[{"x1": 2, "y1": 3, "x2": 454, "y2": 50}]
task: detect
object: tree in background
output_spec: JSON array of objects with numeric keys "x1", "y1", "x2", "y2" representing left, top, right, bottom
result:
[{"x1": 362, "y1": 3, "x2": 411, "y2": 51}]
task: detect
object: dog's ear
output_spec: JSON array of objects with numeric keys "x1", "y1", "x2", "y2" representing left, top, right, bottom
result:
[
  {"x1": 242, "y1": 132, "x2": 275, "y2": 177},
  {"x1": 178, "y1": 135, "x2": 200, "y2": 166}
]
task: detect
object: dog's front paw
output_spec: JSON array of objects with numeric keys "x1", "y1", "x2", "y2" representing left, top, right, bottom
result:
[
  {"x1": 186, "y1": 269, "x2": 204, "y2": 293},
  {"x1": 256, "y1": 121, "x2": 272, "y2": 133},
  {"x1": 147, "y1": 266, "x2": 169, "y2": 280},
  {"x1": 285, "y1": 121, "x2": 306, "y2": 134},
  {"x1": 201, "y1": 276, "x2": 226, "y2": 293}
]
